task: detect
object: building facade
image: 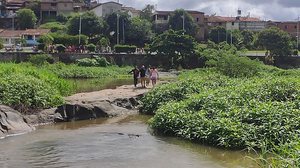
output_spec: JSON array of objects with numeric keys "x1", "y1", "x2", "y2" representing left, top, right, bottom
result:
[
  {"x1": 269, "y1": 21, "x2": 300, "y2": 39},
  {"x1": 153, "y1": 10, "x2": 205, "y2": 41},
  {"x1": 0, "y1": 29, "x2": 50, "y2": 47},
  {"x1": 91, "y1": 1, "x2": 122, "y2": 17}
]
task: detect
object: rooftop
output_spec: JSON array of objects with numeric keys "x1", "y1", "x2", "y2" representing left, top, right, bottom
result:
[
  {"x1": 0, "y1": 29, "x2": 50, "y2": 37},
  {"x1": 206, "y1": 15, "x2": 261, "y2": 22}
]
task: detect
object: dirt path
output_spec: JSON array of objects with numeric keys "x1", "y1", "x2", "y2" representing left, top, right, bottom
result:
[
  {"x1": 66, "y1": 71, "x2": 178, "y2": 104},
  {"x1": 65, "y1": 85, "x2": 152, "y2": 104}
]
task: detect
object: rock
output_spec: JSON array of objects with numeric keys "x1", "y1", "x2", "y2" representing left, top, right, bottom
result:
[
  {"x1": 37, "y1": 108, "x2": 58, "y2": 124},
  {"x1": 55, "y1": 100, "x2": 134, "y2": 122},
  {"x1": 0, "y1": 105, "x2": 34, "y2": 138}
]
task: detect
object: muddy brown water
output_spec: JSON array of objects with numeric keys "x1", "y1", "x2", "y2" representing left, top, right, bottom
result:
[{"x1": 0, "y1": 115, "x2": 258, "y2": 168}]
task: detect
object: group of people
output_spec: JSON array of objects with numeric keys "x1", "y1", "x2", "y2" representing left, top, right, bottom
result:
[{"x1": 129, "y1": 65, "x2": 159, "y2": 88}]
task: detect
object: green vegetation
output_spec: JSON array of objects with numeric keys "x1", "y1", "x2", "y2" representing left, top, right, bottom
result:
[
  {"x1": 39, "y1": 22, "x2": 67, "y2": 32},
  {"x1": 76, "y1": 56, "x2": 110, "y2": 67},
  {"x1": 141, "y1": 45, "x2": 300, "y2": 167},
  {"x1": 150, "y1": 29, "x2": 196, "y2": 69},
  {"x1": 114, "y1": 45, "x2": 137, "y2": 53},
  {"x1": 16, "y1": 8, "x2": 37, "y2": 30},
  {"x1": 257, "y1": 27, "x2": 293, "y2": 56},
  {"x1": 44, "y1": 63, "x2": 130, "y2": 78},
  {"x1": 0, "y1": 63, "x2": 72, "y2": 112},
  {"x1": 0, "y1": 60, "x2": 130, "y2": 112}
]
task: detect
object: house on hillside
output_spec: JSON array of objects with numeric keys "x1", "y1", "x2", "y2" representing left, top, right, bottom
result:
[
  {"x1": 205, "y1": 15, "x2": 266, "y2": 32},
  {"x1": 40, "y1": 0, "x2": 85, "y2": 20},
  {"x1": 268, "y1": 21, "x2": 300, "y2": 39},
  {"x1": 121, "y1": 6, "x2": 140, "y2": 18},
  {"x1": 91, "y1": 1, "x2": 122, "y2": 17},
  {"x1": 0, "y1": 29, "x2": 50, "y2": 47},
  {"x1": 152, "y1": 10, "x2": 206, "y2": 41}
]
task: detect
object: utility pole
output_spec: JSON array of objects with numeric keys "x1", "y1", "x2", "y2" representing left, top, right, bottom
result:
[
  {"x1": 231, "y1": 30, "x2": 233, "y2": 45},
  {"x1": 297, "y1": 16, "x2": 299, "y2": 54},
  {"x1": 122, "y1": 19, "x2": 125, "y2": 44},
  {"x1": 78, "y1": 8, "x2": 82, "y2": 45},
  {"x1": 117, "y1": 13, "x2": 119, "y2": 44},
  {"x1": 181, "y1": 14, "x2": 185, "y2": 34}
]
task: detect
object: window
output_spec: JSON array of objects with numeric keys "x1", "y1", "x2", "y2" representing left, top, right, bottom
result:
[
  {"x1": 285, "y1": 25, "x2": 288, "y2": 29},
  {"x1": 196, "y1": 18, "x2": 199, "y2": 22},
  {"x1": 51, "y1": 3, "x2": 56, "y2": 6},
  {"x1": 64, "y1": 3, "x2": 67, "y2": 7},
  {"x1": 295, "y1": 25, "x2": 297, "y2": 29},
  {"x1": 232, "y1": 22, "x2": 234, "y2": 26}
]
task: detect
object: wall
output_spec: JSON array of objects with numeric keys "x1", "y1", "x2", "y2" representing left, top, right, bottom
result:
[{"x1": 1, "y1": 52, "x2": 300, "y2": 69}]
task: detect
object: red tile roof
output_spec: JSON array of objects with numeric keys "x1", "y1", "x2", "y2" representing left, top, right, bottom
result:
[
  {"x1": 0, "y1": 30, "x2": 23, "y2": 37},
  {"x1": 0, "y1": 29, "x2": 50, "y2": 38},
  {"x1": 206, "y1": 16, "x2": 261, "y2": 23},
  {"x1": 22, "y1": 29, "x2": 50, "y2": 35}
]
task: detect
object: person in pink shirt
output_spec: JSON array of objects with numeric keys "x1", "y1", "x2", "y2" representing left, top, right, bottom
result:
[{"x1": 150, "y1": 67, "x2": 159, "y2": 86}]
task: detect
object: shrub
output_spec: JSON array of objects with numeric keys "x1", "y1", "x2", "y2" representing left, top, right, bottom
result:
[
  {"x1": 28, "y1": 54, "x2": 54, "y2": 66},
  {"x1": 56, "y1": 13, "x2": 68, "y2": 23},
  {"x1": 45, "y1": 63, "x2": 130, "y2": 78},
  {"x1": 50, "y1": 33, "x2": 88, "y2": 46},
  {"x1": 0, "y1": 63, "x2": 73, "y2": 112},
  {"x1": 94, "y1": 56, "x2": 110, "y2": 67},
  {"x1": 56, "y1": 44, "x2": 66, "y2": 53},
  {"x1": 76, "y1": 58, "x2": 99, "y2": 67},
  {"x1": 39, "y1": 22, "x2": 67, "y2": 32},
  {"x1": 86, "y1": 44, "x2": 96, "y2": 53},
  {"x1": 76, "y1": 56, "x2": 110, "y2": 67},
  {"x1": 293, "y1": 49, "x2": 298, "y2": 55},
  {"x1": 114, "y1": 45, "x2": 136, "y2": 53},
  {"x1": 37, "y1": 43, "x2": 45, "y2": 51}
]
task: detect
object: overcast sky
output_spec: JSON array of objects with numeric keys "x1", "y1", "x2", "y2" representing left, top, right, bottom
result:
[{"x1": 104, "y1": 0, "x2": 300, "y2": 21}]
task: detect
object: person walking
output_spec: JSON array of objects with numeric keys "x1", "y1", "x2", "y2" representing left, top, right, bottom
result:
[
  {"x1": 139, "y1": 65, "x2": 146, "y2": 88},
  {"x1": 128, "y1": 66, "x2": 139, "y2": 87},
  {"x1": 150, "y1": 67, "x2": 159, "y2": 86}
]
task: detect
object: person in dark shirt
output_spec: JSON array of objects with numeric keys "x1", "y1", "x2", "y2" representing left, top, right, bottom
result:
[
  {"x1": 139, "y1": 65, "x2": 146, "y2": 88},
  {"x1": 128, "y1": 66, "x2": 140, "y2": 87}
]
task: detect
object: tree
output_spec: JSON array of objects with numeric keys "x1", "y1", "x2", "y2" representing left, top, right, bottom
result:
[
  {"x1": 150, "y1": 29, "x2": 196, "y2": 68},
  {"x1": 209, "y1": 26, "x2": 227, "y2": 44},
  {"x1": 230, "y1": 30, "x2": 244, "y2": 50},
  {"x1": 257, "y1": 27, "x2": 293, "y2": 56},
  {"x1": 0, "y1": 38, "x2": 3, "y2": 50},
  {"x1": 67, "y1": 11, "x2": 105, "y2": 39},
  {"x1": 104, "y1": 12, "x2": 130, "y2": 45},
  {"x1": 126, "y1": 17, "x2": 152, "y2": 47},
  {"x1": 16, "y1": 8, "x2": 37, "y2": 30},
  {"x1": 140, "y1": 4, "x2": 155, "y2": 22},
  {"x1": 168, "y1": 9, "x2": 198, "y2": 36},
  {"x1": 241, "y1": 30, "x2": 254, "y2": 49},
  {"x1": 39, "y1": 22, "x2": 67, "y2": 32},
  {"x1": 25, "y1": 0, "x2": 41, "y2": 19}
]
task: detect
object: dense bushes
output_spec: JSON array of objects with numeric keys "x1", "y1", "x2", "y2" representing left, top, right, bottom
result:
[
  {"x1": 44, "y1": 63, "x2": 130, "y2": 78},
  {"x1": 28, "y1": 54, "x2": 55, "y2": 66},
  {"x1": 86, "y1": 44, "x2": 96, "y2": 52},
  {"x1": 76, "y1": 56, "x2": 110, "y2": 67},
  {"x1": 141, "y1": 66, "x2": 300, "y2": 166},
  {"x1": 50, "y1": 33, "x2": 88, "y2": 46},
  {"x1": 0, "y1": 63, "x2": 72, "y2": 112},
  {"x1": 114, "y1": 45, "x2": 136, "y2": 53}
]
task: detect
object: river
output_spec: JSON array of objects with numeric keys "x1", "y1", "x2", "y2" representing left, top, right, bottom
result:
[
  {"x1": 0, "y1": 78, "x2": 259, "y2": 168},
  {"x1": 0, "y1": 115, "x2": 258, "y2": 168}
]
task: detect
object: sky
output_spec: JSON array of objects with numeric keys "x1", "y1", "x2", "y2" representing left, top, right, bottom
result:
[{"x1": 102, "y1": 0, "x2": 300, "y2": 21}]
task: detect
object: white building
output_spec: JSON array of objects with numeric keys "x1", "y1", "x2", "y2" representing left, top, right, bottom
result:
[{"x1": 91, "y1": 1, "x2": 122, "y2": 17}]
